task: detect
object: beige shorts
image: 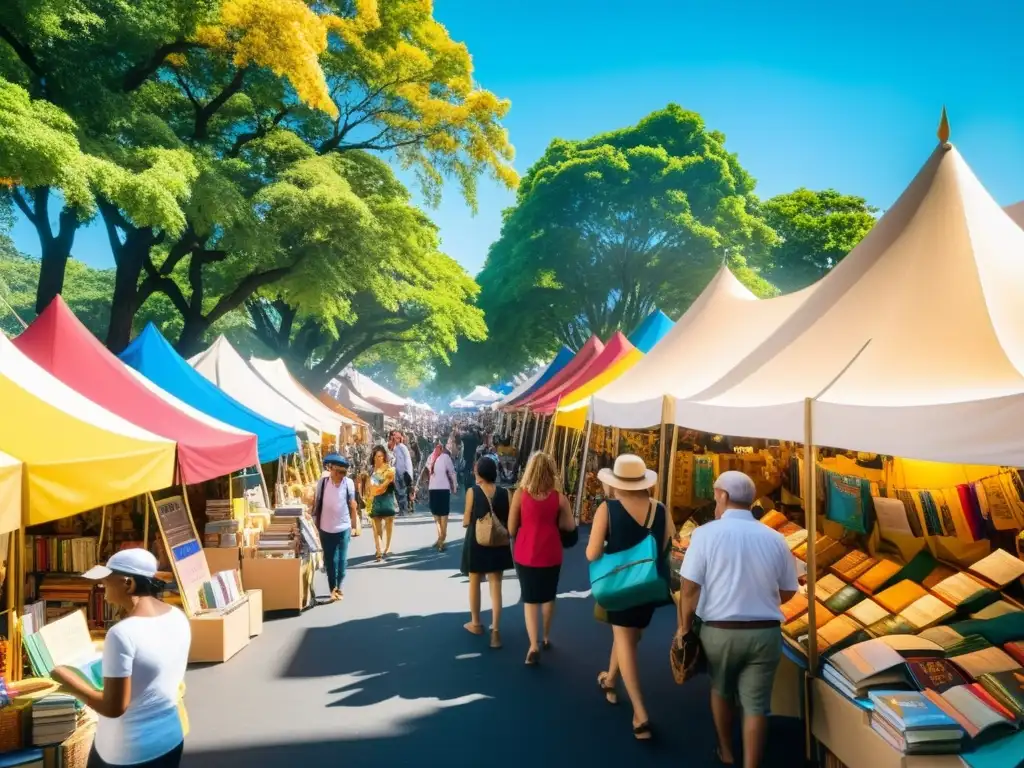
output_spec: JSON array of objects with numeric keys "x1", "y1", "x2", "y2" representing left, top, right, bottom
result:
[{"x1": 700, "y1": 625, "x2": 782, "y2": 716}]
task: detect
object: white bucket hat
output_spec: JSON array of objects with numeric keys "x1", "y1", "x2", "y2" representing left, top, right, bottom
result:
[{"x1": 597, "y1": 454, "x2": 658, "y2": 492}]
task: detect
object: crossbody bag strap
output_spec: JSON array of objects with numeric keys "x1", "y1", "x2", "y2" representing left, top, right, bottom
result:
[{"x1": 644, "y1": 498, "x2": 656, "y2": 530}]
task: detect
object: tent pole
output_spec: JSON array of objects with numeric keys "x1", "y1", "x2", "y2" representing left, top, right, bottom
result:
[
  {"x1": 656, "y1": 396, "x2": 670, "y2": 502},
  {"x1": 665, "y1": 425, "x2": 680, "y2": 517},
  {"x1": 559, "y1": 427, "x2": 570, "y2": 479},
  {"x1": 573, "y1": 420, "x2": 593, "y2": 522},
  {"x1": 143, "y1": 493, "x2": 152, "y2": 549},
  {"x1": 256, "y1": 463, "x2": 272, "y2": 509},
  {"x1": 10, "y1": 528, "x2": 23, "y2": 680},
  {"x1": 803, "y1": 397, "x2": 819, "y2": 763}
]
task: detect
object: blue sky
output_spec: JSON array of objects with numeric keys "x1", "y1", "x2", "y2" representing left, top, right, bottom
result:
[{"x1": 11, "y1": 0, "x2": 1024, "y2": 275}]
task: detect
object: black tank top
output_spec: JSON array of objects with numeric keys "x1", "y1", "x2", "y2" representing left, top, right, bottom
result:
[{"x1": 605, "y1": 499, "x2": 669, "y2": 579}]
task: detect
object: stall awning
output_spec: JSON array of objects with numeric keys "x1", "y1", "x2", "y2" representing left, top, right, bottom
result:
[
  {"x1": 0, "y1": 335, "x2": 175, "y2": 524},
  {"x1": 0, "y1": 452, "x2": 22, "y2": 535},
  {"x1": 190, "y1": 337, "x2": 323, "y2": 443},
  {"x1": 316, "y1": 392, "x2": 369, "y2": 429},
  {"x1": 15, "y1": 297, "x2": 259, "y2": 484},
  {"x1": 496, "y1": 347, "x2": 575, "y2": 408},
  {"x1": 249, "y1": 357, "x2": 355, "y2": 440},
  {"x1": 669, "y1": 142, "x2": 1024, "y2": 467},
  {"x1": 591, "y1": 266, "x2": 816, "y2": 429},
  {"x1": 628, "y1": 310, "x2": 674, "y2": 354},
  {"x1": 510, "y1": 336, "x2": 605, "y2": 409},
  {"x1": 342, "y1": 369, "x2": 407, "y2": 419},
  {"x1": 119, "y1": 324, "x2": 298, "y2": 463},
  {"x1": 530, "y1": 332, "x2": 636, "y2": 415}
]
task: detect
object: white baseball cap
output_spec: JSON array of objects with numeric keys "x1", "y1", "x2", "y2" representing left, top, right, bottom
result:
[{"x1": 82, "y1": 548, "x2": 159, "y2": 581}]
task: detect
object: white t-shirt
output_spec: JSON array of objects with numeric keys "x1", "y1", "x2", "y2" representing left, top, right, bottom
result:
[
  {"x1": 95, "y1": 608, "x2": 191, "y2": 765},
  {"x1": 681, "y1": 508, "x2": 798, "y2": 622},
  {"x1": 427, "y1": 452, "x2": 457, "y2": 491},
  {"x1": 318, "y1": 476, "x2": 356, "y2": 533}
]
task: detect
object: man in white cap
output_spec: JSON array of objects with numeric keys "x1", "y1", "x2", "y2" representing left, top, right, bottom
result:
[{"x1": 678, "y1": 471, "x2": 798, "y2": 768}]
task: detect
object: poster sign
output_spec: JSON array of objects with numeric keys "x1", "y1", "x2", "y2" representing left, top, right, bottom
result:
[{"x1": 153, "y1": 496, "x2": 210, "y2": 616}]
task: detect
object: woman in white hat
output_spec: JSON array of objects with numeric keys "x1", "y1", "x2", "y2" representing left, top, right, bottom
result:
[
  {"x1": 586, "y1": 454, "x2": 675, "y2": 741},
  {"x1": 52, "y1": 548, "x2": 191, "y2": 768}
]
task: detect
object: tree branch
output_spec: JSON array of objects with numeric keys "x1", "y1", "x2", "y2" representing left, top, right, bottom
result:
[
  {"x1": 204, "y1": 258, "x2": 298, "y2": 326},
  {"x1": 123, "y1": 41, "x2": 198, "y2": 92},
  {"x1": 0, "y1": 23, "x2": 44, "y2": 92},
  {"x1": 194, "y1": 67, "x2": 248, "y2": 140},
  {"x1": 10, "y1": 187, "x2": 37, "y2": 225}
]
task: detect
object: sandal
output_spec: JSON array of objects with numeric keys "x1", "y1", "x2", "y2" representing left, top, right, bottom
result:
[
  {"x1": 597, "y1": 672, "x2": 618, "y2": 705},
  {"x1": 375, "y1": 553, "x2": 383, "y2": 562},
  {"x1": 525, "y1": 649, "x2": 540, "y2": 666},
  {"x1": 463, "y1": 622, "x2": 484, "y2": 636},
  {"x1": 490, "y1": 629, "x2": 503, "y2": 649},
  {"x1": 715, "y1": 747, "x2": 735, "y2": 765},
  {"x1": 542, "y1": 640, "x2": 552, "y2": 651},
  {"x1": 632, "y1": 721, "x2": 652, "y2": 741}
]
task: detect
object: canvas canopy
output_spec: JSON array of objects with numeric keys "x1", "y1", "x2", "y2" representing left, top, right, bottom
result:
[
  {"x1": 0, "y1": 452, "x2": 22, "y2": 535},
  {"x1": 669, "y1": 142, "x2": 1024, "y2": 467},
  {"x1": 461, "y1": 386, "x2": 501, "y2": 405},
  {"x1": 342, "y1": 369, "x2": 407, "y2": 419},
  {"x1": 120, "y1": 324, "x2": 298, "y2": 463},
  {"x1": 250, "y1": 357, "x2": 355, "y2": 442},
  {"x1": 555, "y1": 316, "x2": 674, "y2": 430},
  {"x1": 191, "y1": 337, "x2": 322, "y2": 443},
  {"x1": 530, "y1": 332, "x2": 635, "y2": 415},
  {"x1": 511, "y1": 336, "x2": 605, "y2": 409},
  {"x1": 496, "y1": 347, "x2": 574, "y2": 408},
  {"x1": 316, "y1": 392, "x2": 369, "y2": 431},
  {"x1": 15, "y1": 298, "x2": 259, "y2": 484},
  {"x1": 628, "y1": 310, "x2": 675, "y2": 353},
  {"x1": 0, "y1": 334, "x2": 175, "y2": 524},
  {"x1": 590, "y1": 266, "x2": 816, "y2": 429}
]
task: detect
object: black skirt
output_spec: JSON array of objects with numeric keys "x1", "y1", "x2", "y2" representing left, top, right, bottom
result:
[
  {"x1": 429, "y1": 489, "x2": 451, "y2": 517},
  {"x1": 515, "y1": 563, "x2": 561, "y2": 604}
]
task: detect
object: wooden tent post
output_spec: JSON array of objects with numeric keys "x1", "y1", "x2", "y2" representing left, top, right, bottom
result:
[
  {"x1": 143, "y1": 494, "x2": 152, "y2": 549},
  {"x1": 559, "y1": 428, "x2": 570, "y2": 478},
  {"x1": 573, "y1": 420, "x2": 593, "y2": 522},
  {"x1": 256, "y1": 463, "x2": 272, "y2": 509},
  {"x1": 804, "y1": 396, "x2": 818, "y2": 675},
  {"x1": 665, "y1": 425, "x2": 680, "y2": 514},
  {"x1": 9, "y1": 529, "x2": 22, "y2": 679}
]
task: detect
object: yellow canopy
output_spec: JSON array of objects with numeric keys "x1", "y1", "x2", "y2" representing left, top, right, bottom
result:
[
  {"x1": 553, "y1": 349, "x2": 645, "y2": 431},
  {"x1": 0, "y1": 451, "x2": 22, "y2": 535},
  {"x1": 0, "y1": 336, "x2": 176, "y2": 525}
]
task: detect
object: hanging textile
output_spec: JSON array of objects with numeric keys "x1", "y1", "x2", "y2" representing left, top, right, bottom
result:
[
  {"x1": 825, "y1": 474, "x2": 872, "y2": 534},
  {"x1": 694, "y1": 456, "x2": 714, "y2": 500}
]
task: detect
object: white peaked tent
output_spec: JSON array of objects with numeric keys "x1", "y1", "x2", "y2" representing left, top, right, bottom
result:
[
  {"x1": 190, "y1": 337, "x2": 323, "y2": 442},
  {"x1": 670, "y1": 139, "x2": 1024, "y2": 467},
  {"x1": 590, "y1": 266, "x2": 817, "y2": 428},
  {"x1": 249, "y1": 357, "x2": 356, "y2": 442},
  {"x1": 461, "y1": 386, "x2": 501, "y2": 405},
  {"x1": 496, "y1": 368, "x2": 544, "y2": 408}
]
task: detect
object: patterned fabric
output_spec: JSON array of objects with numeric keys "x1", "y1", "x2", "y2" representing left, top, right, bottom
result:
[
  {"x1": 693, "y1": 456, "x2": 715, "y2": 500},
  {"x1": 826, "y1": 474, "x2": 872, "y2": 534},
  {"x1": 894, "y1": 489, "x2": 925, "y2": 537}
]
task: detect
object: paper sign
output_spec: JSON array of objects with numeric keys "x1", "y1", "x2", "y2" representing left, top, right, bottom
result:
[{"x1": 156, "y1": 496, "x2": 194, "y2": 550}]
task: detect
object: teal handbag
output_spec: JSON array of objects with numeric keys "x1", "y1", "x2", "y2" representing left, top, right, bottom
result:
[{"x1": 590, "y1": 500, "x2": 667, "y2": 611}]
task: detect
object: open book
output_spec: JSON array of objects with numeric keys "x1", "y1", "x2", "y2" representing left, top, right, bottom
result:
[{"x1": 22, "y1": 610, "x2": 103, "y2": 691}]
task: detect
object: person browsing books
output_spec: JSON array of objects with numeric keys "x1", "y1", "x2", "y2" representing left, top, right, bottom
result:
[
  {"x1": 52, "y1": 548, "x2": 191, "y2": 768},
  {"x1": 314, "y1": 454, "x2": 359, "y2": 602},
  {"x1": 678, "y1": 471, "x2": 798, "y2": 768}
]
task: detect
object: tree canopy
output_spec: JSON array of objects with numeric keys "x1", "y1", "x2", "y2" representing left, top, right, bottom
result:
[
  {"x1": 0, "y1": 0, "x2": 508, "y2": 387},
  {"x1": 437, "y1": 104, "x2": 778, "y2": 388},
  {"x1": 760, "y1": 188, "x2": 877, "y2": 292}
]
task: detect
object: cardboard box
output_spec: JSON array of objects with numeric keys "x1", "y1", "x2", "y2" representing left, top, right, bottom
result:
[
  {"x1": 811, "y1": 679, "x2": 966, "y2": 768},
  {"x1": 188, "y1": 597, "x2": 250, "y2": 663},
  {"x1": 241, "y1": 556, "x2": 305, "y2": 611},
  {"x1": 203, "y1": 547, "x2": 242, "y2": 574},
  {"x1": 246, "y1": 589, "x2": 263, "y2": 636},
  {"x1": 770, "y1": 651, "x2": 803, "y2": 719}
]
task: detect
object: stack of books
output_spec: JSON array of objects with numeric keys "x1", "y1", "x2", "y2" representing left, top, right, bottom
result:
[
  {"x1": 197, "y1": 570, "x2": 244, "y2": 612},
  {"x1": 257, "y1": 519, "x2": 298, "y2": 557},
  {"x1": 273, "y1": 504, "x2": 304, "y2": 518},
  {"x1": 30, "y1": 694, "x2": 80, "y2": 746},
  {"x1": 822, "y1": 638, "x2": 911, "y2": 699},
  {"x1": 868, "y1": 690, "x2": 964, "y2": 753},
  {"x1": 203, "y1": 518, "x2": 241, "y2": 548}
]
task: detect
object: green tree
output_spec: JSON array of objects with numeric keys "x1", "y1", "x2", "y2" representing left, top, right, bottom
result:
[
  {"x1": 760, "y1": 188, "x2": 877, "y2": 292},
  {"x1": 0, "y1": 234, "x2": 115, "y2": 337},
  {"x1": 244, "y1": 151, "x2": 486, "y2": 390},
  {"x1": 438, "y1": 104, "x2": 777, "y2": 388}
]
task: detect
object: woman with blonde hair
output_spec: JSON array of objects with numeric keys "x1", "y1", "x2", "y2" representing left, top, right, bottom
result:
[
  {"x1": 586, "y1": 454, "x2": 674, "y2": 740},
  {"x1": 508, "y1": 451, "x2": 576, "y2": 665}
]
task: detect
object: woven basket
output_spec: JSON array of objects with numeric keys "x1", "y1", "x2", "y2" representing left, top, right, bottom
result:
[
  {"x1": 61, "y1": 721, "x2": 95, "y2": 768},
  {"x1": 0, "y1": 699, "x2": 28, "y2": 751}
]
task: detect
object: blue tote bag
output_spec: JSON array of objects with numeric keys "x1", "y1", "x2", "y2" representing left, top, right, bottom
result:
[{"x1": 590, "y1": 500, "x2": 667, "y2": 612}]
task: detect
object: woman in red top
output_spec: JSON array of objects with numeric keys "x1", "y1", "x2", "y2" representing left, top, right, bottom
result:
[{"x1": 508, "y1": 451, "x2": 576, "y2": 666}]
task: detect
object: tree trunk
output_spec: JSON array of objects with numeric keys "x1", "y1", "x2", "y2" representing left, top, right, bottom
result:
[
  {"x1": 175, "y1": 313, "x2": 211, "y2": 358},
  {"x1": 36, "y1": 240, "x2": 71, "y2": 312},
  {"x1": 105, "y1": 253, "x2": 145, "y2": 353}
]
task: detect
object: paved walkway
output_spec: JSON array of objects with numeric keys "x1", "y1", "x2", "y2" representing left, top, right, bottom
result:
[{"x1": 180, "y1": 506, "x2": 803, "y2": 767}]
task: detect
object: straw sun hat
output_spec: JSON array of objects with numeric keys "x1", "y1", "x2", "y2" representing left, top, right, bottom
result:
[{"x1": 597, "y1": 454, "x2": 658, "y2": 492}]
